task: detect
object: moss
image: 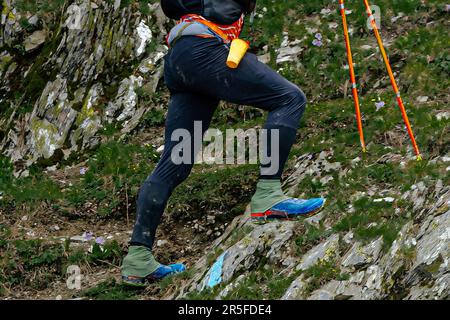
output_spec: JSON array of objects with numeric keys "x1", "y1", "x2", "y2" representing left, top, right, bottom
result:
[
  {"x1": 224, "y1": 226, "x2": 255, "y2": 248},
  {"x1": 302, "y1": 260, "x2": 345, "y2": 295},
  {"x1": 30, "y1": 118, "x2": 61, "y2": 158},
  {"x1": 424, "y1": 256, "x2": 444, "y2": 274},
  {"x1": 0, "y1": 53, "x2": 13, "y2": 74},
  {"x1": 222, "y1": 268, "x2": 297, "y2": 300},
  {"x1": 75, "y1": 91, "x2": 97, "y2": 127}
]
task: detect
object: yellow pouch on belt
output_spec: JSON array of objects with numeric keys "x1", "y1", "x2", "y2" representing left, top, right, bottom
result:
[{"x1": 227, "y1": 39, "x2": 250, "y2": 69}]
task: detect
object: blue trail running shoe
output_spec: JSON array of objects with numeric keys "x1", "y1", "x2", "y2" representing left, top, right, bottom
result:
[
  {"x1": 122, "y1": 263, "x2": 186, "y2": 287},
  {"x1": 251, "y1": 198, "x2": 326, "y2": 224}
]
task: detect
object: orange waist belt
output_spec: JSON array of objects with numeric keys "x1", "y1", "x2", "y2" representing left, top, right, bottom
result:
[{"x1": 180, "y1": 14, "x2": 231, "y2": 44}]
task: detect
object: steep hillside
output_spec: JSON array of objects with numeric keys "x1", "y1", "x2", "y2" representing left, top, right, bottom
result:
[{"x1": 0, "y1": 0, "x2": 449, "y2": 299}]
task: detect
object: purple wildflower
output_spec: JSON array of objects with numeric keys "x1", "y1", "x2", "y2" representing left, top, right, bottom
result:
[
  {"x1": 95, "y1": 237, "x2": 106, "y2": 245},
  {"x1": 83, "y1": 232, "x2": 94, "y2": 241},
  {"x1": 375, "y1": 101, "x2": 386, "y2": 111},
  {"x1": 315, "y1": 33, "x2": 323, "y2": 40},
  {"x1": 445, "y1": 4, "x2": 450, "y2": 12},
  {"x1": 80, "y1": 167, "x2": 87, "y2": 175},
  {"x1": 312, "y1": 39, "x2": 323, "y2": 47}
]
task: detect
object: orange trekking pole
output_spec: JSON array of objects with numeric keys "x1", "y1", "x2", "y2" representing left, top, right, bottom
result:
[
  {"x1": 339, "y1": 0, "x2": 366, "y2": 152},
  {"x1": 362, "y1": 0, "x2": 422, "y2": 160}
]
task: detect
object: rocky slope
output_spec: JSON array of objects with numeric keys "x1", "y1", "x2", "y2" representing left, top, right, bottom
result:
[
  {"x1": 173, "y1": 152, "x2": 449, "y2": 300},
  {"x1": 0, "y1": 1, "x2": 449, "y2": 300},
  {"x1": 1, "y1": 0, "x2": 169, "y2": 173}
]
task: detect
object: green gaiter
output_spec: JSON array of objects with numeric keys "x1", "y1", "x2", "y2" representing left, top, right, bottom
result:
[
  {"x1": 250, "y1": 179, "x2": 290, "y2": 213},
  {"x1": 121, "y1": 246, "x2": 161, "y2": 278}
]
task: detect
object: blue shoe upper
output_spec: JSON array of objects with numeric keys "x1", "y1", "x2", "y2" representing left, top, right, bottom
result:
[
  {"x1": 270, "y1": 198, "x2": 326, "y2": 216},
  {"x1": 150, "y1": 263, "x2": 186, "y2": 280}
]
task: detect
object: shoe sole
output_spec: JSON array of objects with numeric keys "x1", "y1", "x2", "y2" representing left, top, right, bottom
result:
[
  {"x1": 122, "y1": 280, "x2": 148, "y2": 288},
  {"x1": 122, "y1": 270, "x2": 185, "y2": 287},
  {"x1": 251, "y1": 201, "x2": 326, "y2": 225},
  {"x1": 121, "y1": 276, "x2": 148, "y2": 288}
]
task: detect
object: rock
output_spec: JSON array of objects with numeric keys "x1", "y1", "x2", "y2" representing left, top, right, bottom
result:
[
  {"x1": 307, "y1": 288, "x2": 334, "y2": 300},
  {"x1": 373, "y1": 197, "x2": 395, "y2": 203},
  {"x1": 276, "y1": 35, "x2": 303, "y2": 64},
  {"x1": 351, "y1": 157, "x2": 361, "y2": 167},
  {"x1": 23, "y1": 30, "x2": 46, "y2": 52},
  {"x1": 406, "y1": 273, "x2": 450, "y2": 300},
  {"x1": 413, "y1": 209, "x2": 450, "y2": 270},
  {"x1": 320, "y1": 175, "x2": 333, "y2": 185},
  {"x1": 106, "y1": 76, "x2": 143, "y2": 123},
  {"x1": 377, "y1": 222, "x2": 416, "y2": 294},
  {"x1": 284, "y1": 150, "x2": 341, "y2": 196},
  {"x1": 28, "y1": 15, "x2": 39, "y2": 26},
  {"x1": 156, "y1": 145, "x2": 165, "y2": 153},
  {"x1": 135, "y1": 20, "x2": 152, "y2": 57},
  {"x1": 217, "y1": 274, "x2": 246, "y2": 299},
  {"x1": 402, "y1": 182, "x2": 429, "y2": 213},
  {"x1": 281, "y1": 275, "x2": 306, "y2": 300},
  {"x1": 341, "y1": 237, "x2": 383, "y2": 269},
  {"x1": 308, "y1": 281, "x2": 359, "y2": 300},
  {"x1": 343, "y1": 232, "x2": 354, "y2": 244},
  {"x1": 156, "y1": 240, "x2": 168, "y2": 247},
  {"x1": 436, "y1": 111, "x2": 450, "y2": 121},
  {"x1": 305, "y1": 211, "x2": 325, "y2": 226},
  {"x1": 69, "y1": 84, "x2": 104, "y2": 152},
  {"x1": 191, "y1": 220, "x2": 295, "y2": 291},
  {"x1": 70, "y1": 236, "x2": 86, "y2": 243},
  {"x1": 296, "y1": 234, "x2": 340, "y2": 271},
  {"x1": 276, "y1": 45, "x2": 303, "y2": 64},
  {"x1": 416, "y1": 96, "x2": 429, "y2": 103},
  {"x1": 2, "y1": 0, "x2": 169, "y2": 168},
  {"x1": 257, "y1": 52, "x2": 271, "y2": 64},
  {"x1": 328, "y1": 22, "x2": 338, "y2": 29},
  {"x1": 365, "y1": 265, "x2": 382, "y2": 291}
]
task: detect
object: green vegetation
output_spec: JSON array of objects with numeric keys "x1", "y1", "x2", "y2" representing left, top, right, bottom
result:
[
  {"x1": 0, "y1": 140, "x2": 160, "y2": 217},
  {"x1": 302, "y1": 260, "x2": 350, "y2": 296},
  {"x1": 0, "y1": 236, "x2": 123, "y2": 295},
  {"x1": 169, "y1": 164, "x2": 258, "y2": 222},
  {"x1": 83, "y1": 278, "x2": 138, "y2": 300},
  {"x1": 333, "y1": 197, "x2": 407, "y2": 251},
  {"x1": 185, "y1": 267, "x2": 297, "y2": 300},
  {"x1": 295, "y1": 224, "x2": 331, "y2": 256}
]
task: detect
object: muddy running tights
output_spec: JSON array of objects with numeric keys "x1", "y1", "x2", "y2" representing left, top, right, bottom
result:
[{"x1": 131, "y1": 36, "x2": 307, "y2": 248}]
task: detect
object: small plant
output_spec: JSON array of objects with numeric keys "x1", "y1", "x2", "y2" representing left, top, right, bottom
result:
[
  {"x1": 83, "y1": 278, "x2": 138, "y2": 300},
  {"x1": 302, "y1": 260, "x2": 347, "y2": 295}
]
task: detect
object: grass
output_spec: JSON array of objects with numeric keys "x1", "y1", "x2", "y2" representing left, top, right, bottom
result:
[
  {"x1": 0, "y1": 140, "x2": 159, "y2": 217},
  {"x1": 185, "y1": 267, "x2": 297, "y2": 300},
  {"x1": 295, "y1": 224, "x2": 332, "y2": 256},
  {"x1": 302, "y1": 260, "x2": 350, "y2": 296},
  {"x1": 0, "y1": 237, "x2": 124, "y2": 295},
  {"x1": 223, "y1": 269, "x2": 296, "y2": 300},
  {"x1": 168, "y1": 164, "x2": 258, "y2": 222},
  {"x1": 83, "y1": 278, "x2": 138, "y2": 300}
]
